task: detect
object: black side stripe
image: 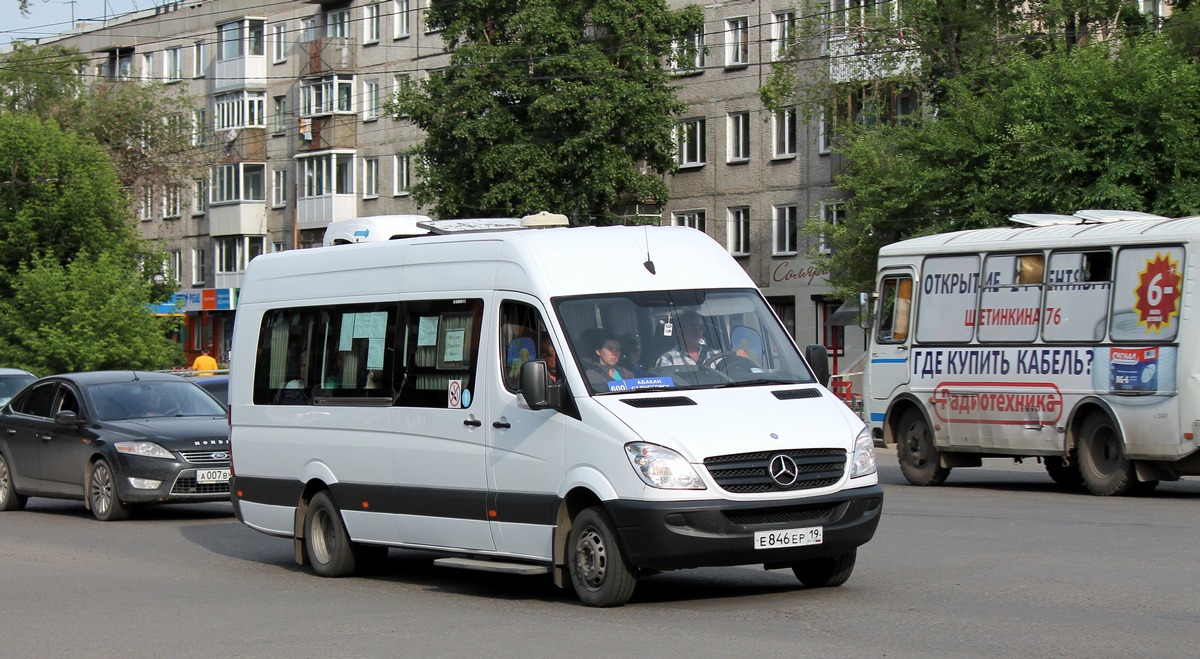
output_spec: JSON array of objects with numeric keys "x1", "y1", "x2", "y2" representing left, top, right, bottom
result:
[{"x1": 236, "y1": 476, "x2": 559, "y2": 525}]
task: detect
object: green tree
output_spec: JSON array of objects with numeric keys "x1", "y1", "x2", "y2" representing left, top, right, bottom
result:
[
  {"x1": 818, "y1": 37, "x2": 1200, "y2": 295},
  {"x1": 0, "y1": 113, "x2": 178, "y2": 372},
  {"x1": 389, "y1": 0, "x2": 704, "y2": 221}
]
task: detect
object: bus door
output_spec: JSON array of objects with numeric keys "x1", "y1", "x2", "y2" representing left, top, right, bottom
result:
[{"x1": 869, "y1": 270, "x2": 914, "y2": 406}]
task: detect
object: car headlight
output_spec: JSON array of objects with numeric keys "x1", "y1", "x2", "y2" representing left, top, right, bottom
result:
[
  {"x1": 625, "y1": 442, "x2": 706, "y2": 490},
  {"x1": 114, "y1": 441, "x2": 175, "y2": 460},
  {"x1": 850, "y1": 427, "x2": 877, "y2": 478}
]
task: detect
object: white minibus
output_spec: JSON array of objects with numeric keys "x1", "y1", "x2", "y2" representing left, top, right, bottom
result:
[
  {"x1": 866, "y1": 211, "x2": 1200, "y2": 495},
  {"x1": 229, "y1": 215, "x2": 881, "y2": 606}
]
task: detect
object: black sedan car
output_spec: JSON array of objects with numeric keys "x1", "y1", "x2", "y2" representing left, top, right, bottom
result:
[{"x1": 0, "y1": 371, "x2": 230, "y2": 521}]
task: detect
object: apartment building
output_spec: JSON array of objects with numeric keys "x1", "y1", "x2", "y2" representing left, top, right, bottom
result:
[{"x1": 33, "y1": 0, "x2": 867, "y2": 377}]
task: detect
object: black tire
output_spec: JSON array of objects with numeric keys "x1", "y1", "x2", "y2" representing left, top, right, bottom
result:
[
  {"x1": 0, "y1": 452, "x2": 27, "y2": 511},
  {"x1": 896, "y1": 409, "x2": 949, "y2": 486},
  {"x1": 792, "y1": 549, "x2": 857, "y2": 588},
  {"x1": 304, "y1": 491, "x2": 360, "y2": 577},
  {"x1": 1044, "y1": 455, "x2": 1084, "y2": 489},
  {"x1": 1077, "y1": 415, "x2": 1140, "y2": 496},
  {"x1": 89, "y1": 459, "x2": 129, "y2": 521},
  {"x1": 567, "y1": 507, "x2": 637, "y2": 607}
]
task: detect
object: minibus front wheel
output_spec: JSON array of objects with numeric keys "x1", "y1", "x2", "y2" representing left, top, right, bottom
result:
[
  {"x1": 896, "y1": 409, "x2": 949, "y2": 486},
  {"x1": 567, "y1": 506, "x2": 637, "y2": 607}
]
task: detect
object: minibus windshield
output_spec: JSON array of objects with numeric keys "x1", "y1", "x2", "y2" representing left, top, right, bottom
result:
[{"x1": 555, "y1": 289, "x2": 816, "y2": 395}]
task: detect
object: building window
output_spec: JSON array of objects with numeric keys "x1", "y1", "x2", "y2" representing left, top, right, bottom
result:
[
  {"x1": 770, "y1": 11, "x2": 795, "y2": 61},
  {"x1": 676, "y1": 118, "x2": 706, "y2": 167},
  {"x1": 218, "y1": 22, "x2": 240, "y2": 60},
  {"x1": 193, "y1": 179, "x2": 207, "y2": 214},
  {"x1": 301, "y1": 17, "x2": 318, "y2": 42},
  {"x1": 672, "y1": 209, "x2": 706, "y2": 233},
  {"x1": 363, "y1": 80, "x2": 380, "y2": 120},
  {"x1": 244, "y1": 164, "x2": 264, "y2": 201},
  {"x1": 140, "y1": 187, "x2": 154, "y2": 221},
  {"x1": 169, "y1": 250, "x2": 182, "y2": 284},
  {"x1": 300, "y1": 74, "x2": 356, "y2": 116},
  {"x1": 363, "y1": 157, "x2": 379, "y2": 198},
  {"x1": 273, "y1": 95, "x2": 288, "y2": 133},
  {"x1": 394, "y1": 154, "x2": 411, "y2": 195},
  {"x1": 672, "y1": 31, "x2": 704, "y2": 72},
  {"x1": 773, "y1": 108, "x2": 797, "y2": 158},
  {"x1": 192, "y1": 40, "x2": 207, "y2": 77},
  {"x1": 727, "y1": 112, "x2": 751, "y2": 163},
  {"x1": 216, "y1": 236, "x2": 266, "y2": 274},
  {"x1": 326, "y1": 9, "x2": 351, "y2": 38},
  {"x1": 212, "y1": 164, "x2": 265, "y2": 203},
  {"x1": 299, "y1": 154, "x2": 355, "y2": 198},
  {"x1": 394, "y1": 0, "x2": 411, "y2": 38},
  {"x1": 272, "y1": 169, "x2": 288, "y2": 207},
  {"x1": 772, "y1": 205, "x2": 798, "y2": 255},
  {"x1": 215, "y1": 91, "x2": 266, "y2": 130},
  {"x1": 141, "y1": 53, "x2": 153, "y2": 81},
  {"x1": 364, "y1": 3, "x2": 381, "y2": 43},
  {"x1": 165, "y1": 46, "x2": 183, "y2": 82},
  {"x1": 725, "y1": 17, "x2": 749, "y2": 67},
  {"x1": 192, "y1": 108, "x2": 208, "y2": 146},
  {"x1": 820, "y1": 201, "x2": 846, "y2": 254},
  {"x1": 192, "y1": 247, "x2": 208, "y2": 285},
  {"x1": 818, "y1": 109, "x2": 832, "y2": 154},
  {"x1": 164, "y1": 185, "x2": 183, "y2": 219},
  {"x1": 271, "y1": 23, "x2": 287, "y2": 63},
  {"x1": 727, "y1": 207, "x2": 750, "y2": 256}
]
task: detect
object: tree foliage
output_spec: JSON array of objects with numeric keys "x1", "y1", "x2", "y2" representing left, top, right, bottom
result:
[
  {"x1": 0, "y1": 113, "x2": 178, "y2": 373},
  {"x1": 389, "y1": 0, "x2": 704, "y2": 221},
  {"x1": 817, "y1": 37, "x2": 1200, "y2": 295}
]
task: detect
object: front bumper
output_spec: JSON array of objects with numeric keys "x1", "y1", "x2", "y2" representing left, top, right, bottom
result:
[
  {"x1": 604, "y1": 484, "x2": 883, "y2": 571},
  {"x1": 112, "y1": 454, "x2": 231, "y2": 504}
]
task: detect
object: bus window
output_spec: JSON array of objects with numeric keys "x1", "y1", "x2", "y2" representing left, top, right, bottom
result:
[
  {"x1": 877, "y1": 275, "x2": 912, "y2": 343},
  {"x1": 980, "y1": 253, "x2": 1043, "y2": 343},
  {"x1": 1044, "y1": 251, "x2": 1111, "y2": 342}
]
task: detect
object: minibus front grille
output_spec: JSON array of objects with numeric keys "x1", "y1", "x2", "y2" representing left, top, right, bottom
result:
[
  {"x1": 621, "y1": 396, "x2": 696, "y2": 408},
  {"x1": 704, "y1": 449, "x2": 846, "y2": 493},
  {"x1": 723, "y1": 504, "x2": 838, "y2": 527},
  {"x1": 772, "y1": 388, "x2": 823, "y2": 400}
]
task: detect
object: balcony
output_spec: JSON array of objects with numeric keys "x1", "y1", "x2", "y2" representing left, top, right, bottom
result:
[
  {"x1": 298, "y1": 115, "x2": 357, "y2": 151},
  {"x1": 300, "y1": 37, "x2": 357, "y2": 77},
  {"x1": 214, "y1": 127, "x2": 267, "y2": 162},
  {"x1": 209, "y1": 201, "x2": 267, "y2": 237},
  {"x1": 297, "y1": 194, "x2": 357, "y2": 231},
  {"x1": 827, "y1": 30, "x2": 915, "y2": 84},
  {"x1": 213, "y1": 53, "x2": 266, "y2": 93}
]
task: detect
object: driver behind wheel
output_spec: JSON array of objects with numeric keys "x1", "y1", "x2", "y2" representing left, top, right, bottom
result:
[{"x1": 656, "y1": 311, "x2": 718, "y2": 368}]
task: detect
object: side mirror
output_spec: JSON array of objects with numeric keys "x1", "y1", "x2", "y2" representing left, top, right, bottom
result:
[
  {"x1": 804, "y1": 344, "x2": 831, "y2": 387},
  {"x1": 858, "y1": 291, "x2": 872, "y2": 330},
  {"x1": 54, "y1": 409, "x2": 82, "y2": 426},
  {"x1": 519, "y1": 360, "x2": 551, "y2": 409}
]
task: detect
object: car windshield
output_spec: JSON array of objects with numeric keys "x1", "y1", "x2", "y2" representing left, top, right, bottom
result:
[
  {"x1": 89, "y1": 380, "x2": 228, "y2": 421},
  {"x1": 0, "y1": 373, "x2": 36, "y2": 406},
  {"x1": 555, "y1": 289, "x2": 816, "y2": 395}
]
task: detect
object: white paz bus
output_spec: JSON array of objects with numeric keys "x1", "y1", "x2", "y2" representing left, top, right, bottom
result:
[
  {"x1": 866, "y1": 210, "x2": 1200, "y2": 495},
  {"x1": 228, "y1": 214, "x2": 881, "y2": 606}
]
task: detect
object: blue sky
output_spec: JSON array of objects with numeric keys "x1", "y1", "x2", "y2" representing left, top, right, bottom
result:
[{"x1": 5, "y1": 0, "x2": 142, "y2": 48}]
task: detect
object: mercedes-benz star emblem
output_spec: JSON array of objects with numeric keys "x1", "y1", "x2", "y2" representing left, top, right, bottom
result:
[{"x1": 768, "y1": 454, "x2": 799, "y2": 487}]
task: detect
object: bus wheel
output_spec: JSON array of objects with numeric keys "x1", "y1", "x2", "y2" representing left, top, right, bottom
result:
[
  {"x1": 1044, "y1": 455, "x2": 1083, "y2": 489},
  {"x1": 896, "y1": 409, "x2": 949, "y2": 486},
  {"x1": 792, "y1": 549, "x2": 856, "y2": 588},
  {"x1": 567, "y1": 507, "x2": 637, "y2": 607},
  {"x1": 305, "y1": 491, "x2": 358, "y2": 577},
  {"x1": 1078, "y1": 415, "x2": 1139, "y2": 496}
]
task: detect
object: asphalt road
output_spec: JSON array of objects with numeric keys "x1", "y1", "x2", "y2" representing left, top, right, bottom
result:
[{"x1": 1, "y1": 451, "x2": 1197, "y2": 658}]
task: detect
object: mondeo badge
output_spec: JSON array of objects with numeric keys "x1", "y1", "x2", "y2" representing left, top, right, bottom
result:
[{"x1": 768, "y1": 454, "x2": 799, "y2": 487}]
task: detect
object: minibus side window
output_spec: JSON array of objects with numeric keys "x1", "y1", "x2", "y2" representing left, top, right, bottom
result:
[
  {"x1": 393, "y1": 298, "x2": 484, "y2": 408},
  {"x1": 500, "y1": 301, "x2": 556, "y2": 393},
  {"x1": 876, "y1": 275, "x2": 912, "y2": 344}
]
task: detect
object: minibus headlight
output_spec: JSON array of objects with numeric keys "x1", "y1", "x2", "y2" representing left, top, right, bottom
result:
[
  {"x1": 850, "y1": 427, "x2": 877, "y2": 478},
  {"x1": 624, "y1": 442, "x2": 706, "y2": 490}
]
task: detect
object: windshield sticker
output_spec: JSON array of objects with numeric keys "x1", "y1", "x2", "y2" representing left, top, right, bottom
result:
[{"x1": 606, "y1": 377, "x2": 675, "y2": 392}]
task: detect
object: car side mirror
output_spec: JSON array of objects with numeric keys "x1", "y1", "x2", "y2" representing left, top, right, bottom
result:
[
  {"x1": 54, "y1": 409, "x2": 82, "y2": 426},
  {"x1": 804, "y1": 344, "x2": 831, "y2": 387},
  {"x1": 520, "y1": 360, "x2": 551, "y2": 409}
]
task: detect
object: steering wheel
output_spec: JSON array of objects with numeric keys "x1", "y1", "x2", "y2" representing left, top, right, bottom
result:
[{"x1": 702, "y1": 353, "x2": 758, "y2": 379}]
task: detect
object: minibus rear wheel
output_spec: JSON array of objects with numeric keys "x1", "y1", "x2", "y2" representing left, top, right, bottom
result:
[
  {"x1": 1077, "y1": 414, "x2": 1156, "y2": 496},
  {"x1": 305, "y1": 490, "x2": 359, "y2": 577},
  {"x1": 567, "y1": 507, "x2": 636, "y2": 607},
  {"x1": 896, "y1": 409, "x2": 949, "y2": 486}
]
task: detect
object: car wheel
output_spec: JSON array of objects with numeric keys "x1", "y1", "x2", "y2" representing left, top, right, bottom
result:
[
  {"x1": 896, "y1": 409, "x2": 950, "y2": 486},
  {"x1": 1077, "y1": 414, "x2": 1143, "y2": 496},
  {"x1": 89, "y1": 459, "x2": 130, "y2": 521},
  {"x1": 0, "y1": 452, "x2": 27, "y2": 511},
  {"x1": 792, "y1": 549, "x2": 857, "y2": 588},
  {"x1": 567, "y1": 506, "x2": 637, "y2": 607},
  {"x1": 1044, "y1": 455, "x2": 1084, "y2": 489},
  {"x1": 304, "y1": 491, "x2": 359, "y2": 577}
]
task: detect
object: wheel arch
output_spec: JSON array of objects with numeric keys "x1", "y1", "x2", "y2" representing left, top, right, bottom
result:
[
  {"x1": 882, "y1": 393, "x2": 930, "y2": 447},
  {"x1": 83, "y1": 450, "x2": 112, "y2": 512},
  {"x1": 550, "y1": 486, "x2": 604, "y2": 588},
  {"x1": 1065, "y1": 396, "x2": 1119, "y2": 457},
  {"x1": 292, "y1": 477, "x2": 334, "y2": 566}
]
